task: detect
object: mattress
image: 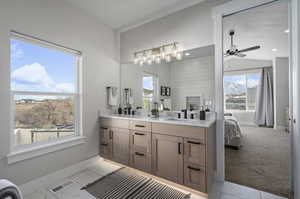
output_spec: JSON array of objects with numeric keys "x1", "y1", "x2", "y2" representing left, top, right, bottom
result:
[{"x1": 224, "y1": 116, "x2": 242, "y2": 148}]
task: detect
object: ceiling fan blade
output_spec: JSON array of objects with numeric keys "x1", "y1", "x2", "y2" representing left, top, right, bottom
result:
[
  {"x1": 238, "y1": 45, "x2": 260, "y2": 53},
  {"x1": 235, "y1": 53, "x2": 246, "y2": 57}
]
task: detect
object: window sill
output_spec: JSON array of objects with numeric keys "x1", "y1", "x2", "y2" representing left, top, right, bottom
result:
[{"x1": 7, "y1": 136, "x2": 86, "y2": 165}]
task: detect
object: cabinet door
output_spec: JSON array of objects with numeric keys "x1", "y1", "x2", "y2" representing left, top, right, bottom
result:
[
  {"x1": 99, "y1": 127, "x2": 112, "y2": 159},
  {"x1": 184, "y1": 138, "x2": 206, "y2": 166},
  {"x1": 184, "y1": 163, "x2": 206, "y2": 193},
  {"x1": 152, "y1": 134, "x2": 183, "y2": 184},
  {"x1": 112, "y1": 128, "x2": 130, "y2": 165},
  {"x1": 130, "y1": 151, "x2": 151, "y2": 173},
  {"x1": 130, "y1": 130, "x2": 151, "y2": 153}
]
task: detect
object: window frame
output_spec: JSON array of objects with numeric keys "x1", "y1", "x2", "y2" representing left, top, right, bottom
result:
[
  {"x1": 224, "y1": 70, "x2": 260, "y2": 112},
  {"x1": 142, "y1": 72, "x2": 159, "y2": 111},
  {"x1": 9, "y1": 31, "x2": 83, "y2": 153}
]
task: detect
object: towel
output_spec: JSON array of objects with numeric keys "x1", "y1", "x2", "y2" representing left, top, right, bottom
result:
[{"x1": 107, "y1": 87, "x2": 118, "y2": 106}]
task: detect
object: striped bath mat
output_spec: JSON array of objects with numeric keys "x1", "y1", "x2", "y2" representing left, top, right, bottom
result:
[{"x1": 83, "y1": 168, "x2": 191, "y2": 199}]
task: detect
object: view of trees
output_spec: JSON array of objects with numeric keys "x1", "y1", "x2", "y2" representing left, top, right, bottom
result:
[{"x1": 15, "y1": 97, "x2": 74, "y2": 129}]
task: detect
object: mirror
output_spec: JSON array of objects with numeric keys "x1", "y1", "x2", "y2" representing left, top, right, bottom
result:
[{"x1": 120, "y1": 45, "x2": 215, "y2": 113}]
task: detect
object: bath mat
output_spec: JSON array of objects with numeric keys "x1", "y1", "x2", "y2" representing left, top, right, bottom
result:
[{"x1": 83, "y1": 168, "x2": 191, "y2": 199}]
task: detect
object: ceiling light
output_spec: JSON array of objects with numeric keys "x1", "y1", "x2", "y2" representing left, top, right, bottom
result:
[
  {"x1": 139, "y1": 60, "x2": 144, "y2": 66},
  {"x1": 155, "y1": 56, "x2": 161, "y2": 64},
  {"x1": 284, "y1": 29, "x2": 290, "y2": 33},
  {"x1": 165, "y1": 55, "x2": 172, "y2": 63},
  {"x1": 272, "y1": 48, "x2": 277, "y2": 52},
  {"x1": 133, "y1": 42, "x2": 182, "y2": 65},
  {"x1": 172, "y1": 43, "x2": 178, "y2": 57},
  {"x1": 185, "y1": 52, "x2": 190, "y2": 56},
  {"x1": 176, "y1": 52, "x2": 183, "y2": 60},
  {"x1": 147, "y1": 58, "x2": 153, "y2": 65},
  {"x1": 133, "y1": 53, "x2": 139, "y2": 64}
]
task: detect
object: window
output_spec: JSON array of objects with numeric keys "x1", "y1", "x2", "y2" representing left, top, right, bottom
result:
[
  {"x1": 224, "y1": 71, "x2": 260, "y2": 111},
  {"x1": 143, "y1": 73, "x2": 158, "y2": 111},
  {"x1": 10, "y1": 32, "x2": 82, "y2": 150}
]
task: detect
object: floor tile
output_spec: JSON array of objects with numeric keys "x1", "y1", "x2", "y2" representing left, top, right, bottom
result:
[
  {"x1": 221, "y1": 182, "x2": 261, "y2": 199},
  {"x1": 68, "y1": 169, "x2": 101, "y2": 186},
  {"x1": 220, "y1": 193, "x2": 242, "y2": 199},
  {"x1": 261, "y1": 191, "x2": 287, "y2": 199}
]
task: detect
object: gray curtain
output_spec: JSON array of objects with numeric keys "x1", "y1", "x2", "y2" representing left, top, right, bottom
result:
[{"x1": 255, "y1": 67, "x2": 274, "y2": 127}]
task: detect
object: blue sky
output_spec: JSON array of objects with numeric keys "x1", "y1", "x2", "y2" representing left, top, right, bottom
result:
[
  {"x1": 143, "y1": 76, "x2": 153, "y2": 90},
  {"x1": 11, "y1": 39, "x2": 76, "y2": 93}
]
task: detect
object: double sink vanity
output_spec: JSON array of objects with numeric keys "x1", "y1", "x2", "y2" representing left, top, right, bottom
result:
[{"x1": 99, "y1": 115, "x2": 216, "y2": 194}]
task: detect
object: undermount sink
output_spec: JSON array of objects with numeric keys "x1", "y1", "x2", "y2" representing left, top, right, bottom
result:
[{"x1": 159, "y1": 118, "x2": 200, "y2": 122}]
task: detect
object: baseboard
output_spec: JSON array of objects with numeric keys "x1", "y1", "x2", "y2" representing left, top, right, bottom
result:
[
  {"x1": 274, "y1": 125, "x2": 287, "y2": 131},
  {"x1": 20, "y1": 154, "x2": 102, "y2": 196}
]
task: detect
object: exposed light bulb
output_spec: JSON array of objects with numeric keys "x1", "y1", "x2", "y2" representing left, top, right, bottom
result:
[
  {"x1": 176, "y1": 52, "x2": 182, "y2": 60},
  {"x1": 165, "y1": 55, "x2": 172, "y2": 63},
  {"x1": 155, "y1": 56, "x2": 161, "y2": 64},
  {"x1": 185, "y1": 52, "x2": 190, "y2": 56},
  {"x1": 172, "y1": 43, "x2": 178, "y2": 57},
  {"x1": 161, "y1": 48, "x2": 166, "y2": 59},
  {"x1": 134, "y1": 53, "x2": 139, "y2": 64},
  {"x1": 147, "y1": 58, "x2": 153, "y2": 65},
  {"x1": 285, "y1": 29, "x2": 290, "y2": 33},
  {"x1": 139, "y1": 60, "x2": 144, "y2": 66}
]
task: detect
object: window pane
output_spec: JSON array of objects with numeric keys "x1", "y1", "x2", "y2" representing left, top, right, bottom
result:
[
  {"x1": 14, "y1": 95, "x2": 75, "y2": 146},
  {"x1": 224, "y1": 75, "x2": 246, "y2": 110},
  {"x1": 247, "y1": 73, "x2": 260, "y2": 110},
  {"x1": 11, "y1": 39, "x2": 77, "y2": 93},
  {"x1": 143, "y1": 98, "x2": 152, "y2": 111}
]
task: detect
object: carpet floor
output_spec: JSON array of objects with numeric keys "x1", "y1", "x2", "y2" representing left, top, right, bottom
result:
[{"x1": 225, "y1": 126, "x2": 291, "y2": 197}]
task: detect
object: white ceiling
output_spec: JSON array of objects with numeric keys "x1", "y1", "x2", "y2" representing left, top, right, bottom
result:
[
  {"x1": 223, "y1": 1, "x2": 289, "y2": 61},
  {"x1": 64, "y1": 0, "x2": 206, "y2": 31}
]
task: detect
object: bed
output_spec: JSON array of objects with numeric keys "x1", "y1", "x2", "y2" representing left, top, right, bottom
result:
[{"x1": 224, "y1": 115, "x2": 242, "y2": 149}]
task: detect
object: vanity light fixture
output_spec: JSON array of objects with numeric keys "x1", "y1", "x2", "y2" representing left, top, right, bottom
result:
[{"x1": 133, "y1": 42, "x2": 183, "y2": 66}]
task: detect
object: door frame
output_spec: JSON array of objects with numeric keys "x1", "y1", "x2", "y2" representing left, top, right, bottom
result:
[{"x1": 212, "y1": 0, "x2": 297, "y2": 196}]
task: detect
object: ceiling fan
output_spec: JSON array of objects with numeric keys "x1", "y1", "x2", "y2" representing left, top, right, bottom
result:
[{"x1": 224, "y1": 30, "x2": 260, "y2": 57}]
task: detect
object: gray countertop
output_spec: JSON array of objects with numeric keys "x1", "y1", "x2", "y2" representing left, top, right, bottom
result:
[{"x1": 100, "y1": 114, "x2": 216, "y2": 128}]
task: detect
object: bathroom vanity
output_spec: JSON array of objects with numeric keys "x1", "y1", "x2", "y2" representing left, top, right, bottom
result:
[{"x1": 99, "y1": 115, "x2": 216, "y2": 194}]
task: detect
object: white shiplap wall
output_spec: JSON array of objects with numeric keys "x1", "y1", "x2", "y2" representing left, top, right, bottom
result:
[{"x1": 170, "y1": 56, "x2": 215, "y2": 110}]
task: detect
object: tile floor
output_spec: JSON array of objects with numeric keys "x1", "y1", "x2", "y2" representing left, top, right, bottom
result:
[{"x1": 23, "y1": 158, "x2": 287, "y2": 199}]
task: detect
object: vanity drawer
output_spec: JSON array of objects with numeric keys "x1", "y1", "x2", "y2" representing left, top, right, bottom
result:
[
  {"x1": 130, "y1": 151, "x2": 151, "y2": 173},
  {"x1": 184, "y1": 138, "x2": 206, "y2": 166},
  {"x1": 151, "y1": 123, "x2": 206, "y2": 139},
  {"x1": 100, "y1": 118, "x2": 129, "y2": 129},
  {"x1": 184, "y1": 163, "x2": 206, "y2": 193},
  {"x1": 130, "y1": 130, "x2": 151, "y2": 153},
  {"x1": 130, "y1": 120, "x2": 151, "y2": 132}
]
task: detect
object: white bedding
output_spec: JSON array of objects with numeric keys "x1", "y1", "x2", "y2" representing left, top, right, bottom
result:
[{"x1": 224, "y1": 116, "x2": 242, "y2": 148}]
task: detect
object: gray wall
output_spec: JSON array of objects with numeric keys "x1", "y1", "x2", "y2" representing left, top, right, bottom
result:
[
  {"x1": 120, "y1": 1, "x2": 229, "y2": 63},
  {"x1": 170, "y1": 56, "x2": 215, "y2": 110},
  {"x1": 274, "y1": 57, "x2": 289, "y2": 128},
  {"x1": 0, "y1": 0, "x2": 119, "y2": 185}
]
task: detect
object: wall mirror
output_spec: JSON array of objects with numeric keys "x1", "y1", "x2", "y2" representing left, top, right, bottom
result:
[{"x1": 120, "y1": 45, "x2": 215, "y2": 114}]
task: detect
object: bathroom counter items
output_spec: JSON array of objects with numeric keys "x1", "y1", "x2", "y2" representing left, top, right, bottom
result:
[
  {"x1": 99, "y1": 114, "x2": 216, "y2": 128},
  {"x1": 99, "y1": 115, "x2": 216, "y2": 194}
]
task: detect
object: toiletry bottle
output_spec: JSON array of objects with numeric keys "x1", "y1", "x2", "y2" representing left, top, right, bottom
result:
[
  {"x1": 118, "y1": 105, "x2": 122, "y2": 114},
  {"x1": 200, "y1": 106, "x2": 206, "y2": 120}
]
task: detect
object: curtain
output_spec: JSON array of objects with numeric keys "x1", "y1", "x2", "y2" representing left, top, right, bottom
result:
[{"x1": 255, "y1": 67, "x2": 274, "y2": 127}]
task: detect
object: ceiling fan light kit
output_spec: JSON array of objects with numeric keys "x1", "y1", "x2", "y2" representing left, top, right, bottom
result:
[{"x1": 224, "y1": 30, "x2": 261, "y2": 57}]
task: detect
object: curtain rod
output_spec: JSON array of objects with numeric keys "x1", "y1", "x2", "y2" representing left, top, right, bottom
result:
[{"x1": 224, "y1": 66, "x2": 272, "y2": 73}]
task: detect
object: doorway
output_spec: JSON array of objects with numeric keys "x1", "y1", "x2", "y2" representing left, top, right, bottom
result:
[{"x1": 221, "y1": 0, "x2": 291, "y2": 197}]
